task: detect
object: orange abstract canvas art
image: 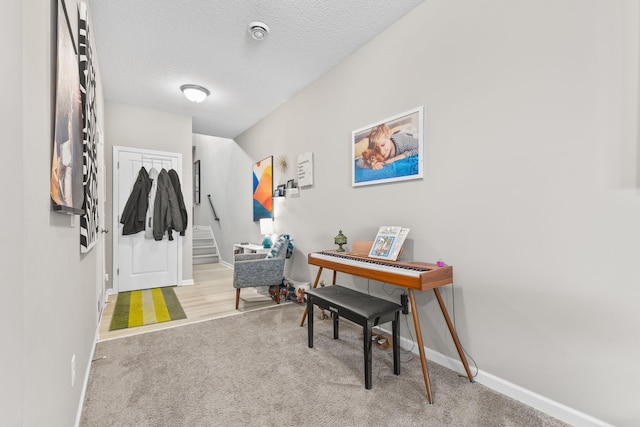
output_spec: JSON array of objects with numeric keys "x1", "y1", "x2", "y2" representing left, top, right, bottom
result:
[{"x1": 253, "y1": 156, "x2": 273, "y2": 221}]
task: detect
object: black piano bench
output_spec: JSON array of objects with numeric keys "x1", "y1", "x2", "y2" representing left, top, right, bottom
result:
[{"x1": 306, "y1": 285, "x2": 403, "y2": 389}]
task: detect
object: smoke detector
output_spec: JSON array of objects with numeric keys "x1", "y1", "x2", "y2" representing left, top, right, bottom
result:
[{"x1": 248, "y1": 22, "x2": 269, "y2": 40}]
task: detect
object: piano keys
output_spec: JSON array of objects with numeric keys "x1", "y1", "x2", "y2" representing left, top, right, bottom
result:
[{"x1": 308, "y1": 250, "x2": 453, "y2": 291}]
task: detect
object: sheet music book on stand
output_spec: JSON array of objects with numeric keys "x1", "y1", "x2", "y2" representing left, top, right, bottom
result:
[{"x1": 368, "y1": 226, "x2": 410, "y2": 261}]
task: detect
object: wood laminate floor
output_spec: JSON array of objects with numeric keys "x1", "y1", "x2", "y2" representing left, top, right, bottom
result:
[{"x1": 97, "y1": 263, "x2": 280, "y2": 341}]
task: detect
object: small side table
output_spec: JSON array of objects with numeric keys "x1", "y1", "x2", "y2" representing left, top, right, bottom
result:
[{"x1": 233, "y1": 243, "x2": 270, "y2": 255}]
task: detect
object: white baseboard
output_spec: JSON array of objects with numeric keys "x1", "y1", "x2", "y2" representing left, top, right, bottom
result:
[
  {"x1": 180, "y1": 279, "x2": 195, "y2": 286},
  {"x1": 384, "y1": 330, "x2": 613, "y2": 427},
  {"x1": 472, "y1": 367, "x2": 613, "y2": 427},
  {"x1": 220, "y1": 260, "x2": 233, "y2": 269},
  {"x1": 75, "y1": 311, "x2": 103, "y2": 427}
]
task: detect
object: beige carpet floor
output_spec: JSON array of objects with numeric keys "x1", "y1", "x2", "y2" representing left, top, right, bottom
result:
[{"x1": 81, "y1": 303, "x2": 569, "y2": 426}]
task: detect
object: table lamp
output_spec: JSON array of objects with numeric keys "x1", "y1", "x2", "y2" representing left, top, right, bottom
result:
[{"x1": 260, "y1": 218, "x2": 274, "y2": 248}]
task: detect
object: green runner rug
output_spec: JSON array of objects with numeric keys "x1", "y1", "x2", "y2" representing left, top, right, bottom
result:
[{"x1": 109, "y1": 287, "x2": 187, "y2": 331}]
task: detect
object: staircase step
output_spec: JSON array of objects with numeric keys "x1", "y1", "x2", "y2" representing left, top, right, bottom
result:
[
  {"x1": 193, "y1": 238, "x2": 214, "y2": 247},
  {"x1": 193, "y1": 226, "x2": 213, "y2": 239},
  {"x1": 194, "y1": 245, "x2": 218, "y2": 256},
  {"x1": 193, "y1": 254, "x2": 219, "y2": 265},
  {"x1": 192, "y1": 225, "x2": 219, "y2": 264}
]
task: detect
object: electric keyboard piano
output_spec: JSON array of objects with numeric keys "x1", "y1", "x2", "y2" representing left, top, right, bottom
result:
[
  {"x1": 301, "y1": 249, "x2": 474, "y2": 403},
  {"x1": 308, "y1": 250, "x2": 453, "y2": 291}
]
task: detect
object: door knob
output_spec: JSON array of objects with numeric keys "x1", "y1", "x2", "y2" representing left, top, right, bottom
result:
[{"x1": 101, "y1": 228, "x2": 109, "y2": 234}]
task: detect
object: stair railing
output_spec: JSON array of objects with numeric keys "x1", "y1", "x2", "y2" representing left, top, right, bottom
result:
[{"x1": 207, "y1": 194, "x2": 220, "y2": 221}]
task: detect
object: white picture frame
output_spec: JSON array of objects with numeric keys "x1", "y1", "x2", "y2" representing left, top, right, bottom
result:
[{"x1": 352, "y1": 107, "x2": 424, "y2": 187}]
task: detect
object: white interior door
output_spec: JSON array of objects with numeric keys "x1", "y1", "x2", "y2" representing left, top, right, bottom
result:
[{"x1": 113, "y1": 146, "x2": 182, "y2": 292}]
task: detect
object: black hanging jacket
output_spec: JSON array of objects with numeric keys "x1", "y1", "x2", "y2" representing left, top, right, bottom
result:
[
  {"x1": 120, "y1": 167, "x2": 151, "y2": 235},
  {"x1": 153, "y1": 169, "x2": 184, "y2": 241},
  {"x1": 168, "y1": 169, "x2": 188, "y2": 236}
]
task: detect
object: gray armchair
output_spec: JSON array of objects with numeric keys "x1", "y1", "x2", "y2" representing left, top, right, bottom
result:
[{"x1": 233, "y1": 235, "x2": 291, "y2": 310}]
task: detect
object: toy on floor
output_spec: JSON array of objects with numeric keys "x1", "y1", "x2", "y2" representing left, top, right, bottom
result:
[{"x1": 297, "y1": 288, "x2": 306, "y2": 304}]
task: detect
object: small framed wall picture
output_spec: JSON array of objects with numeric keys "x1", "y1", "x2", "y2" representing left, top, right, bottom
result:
[
  {"x1": 193, "y1": 160, "x2": 201, "y2": 204},
  {"x1": 286, "y1": 179, "x2": 299, "y2": 196}
]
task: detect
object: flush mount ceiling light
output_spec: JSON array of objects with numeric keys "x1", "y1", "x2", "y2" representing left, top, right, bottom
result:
[
  {"x1": 180, "y1": 84, "x2": 210, "y2": 103},
  {"x1": 248, "y1": 21, "x2": 269, "y2": 40}
]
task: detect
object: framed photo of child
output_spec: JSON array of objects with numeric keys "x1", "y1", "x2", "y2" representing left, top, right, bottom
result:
[{"x1": 351, "y1": 106, "x2": 424, "y2": 187}]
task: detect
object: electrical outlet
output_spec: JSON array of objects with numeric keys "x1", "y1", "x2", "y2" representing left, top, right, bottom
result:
[{"x1": 71, "y1": 355, "x2": 76, "y2": 387}]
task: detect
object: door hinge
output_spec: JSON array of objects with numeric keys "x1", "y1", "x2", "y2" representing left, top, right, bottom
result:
[{"x1": 117, "y1": 268, "x2": 119, "y2": 275}]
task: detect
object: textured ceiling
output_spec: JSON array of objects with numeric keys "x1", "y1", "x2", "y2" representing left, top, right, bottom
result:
[{"x1": 89, "y1": 0, "x2": 425, "y2": 138}]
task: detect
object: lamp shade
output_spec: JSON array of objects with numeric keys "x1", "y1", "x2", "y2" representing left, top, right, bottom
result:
[
  {"x1": 260, "y1": 218, "x2": 274, "y2": 248},
  {"x1": 260, "y1": 218, "x2": 274, "y2": 235}
]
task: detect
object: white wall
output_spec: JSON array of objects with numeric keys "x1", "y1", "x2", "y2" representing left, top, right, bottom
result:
[
  {"x1": 192, "y1": 135, "x2": 253, "y2": 264},
  {"x1": 231, "y1": 1, "x2": 640, "y2": 426},
  {"x1": 104, "y1": 102, "x2": 194, "y2": 288},
  {"x1": 1, "y1": 1, "x2": 24, "y2": 425},
  {"x1": 1, "y1": 0, "x2": 106, "y2": 425},
  {"x1": 192, "y1": 133, "x2": 301, "y2": 284}
]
